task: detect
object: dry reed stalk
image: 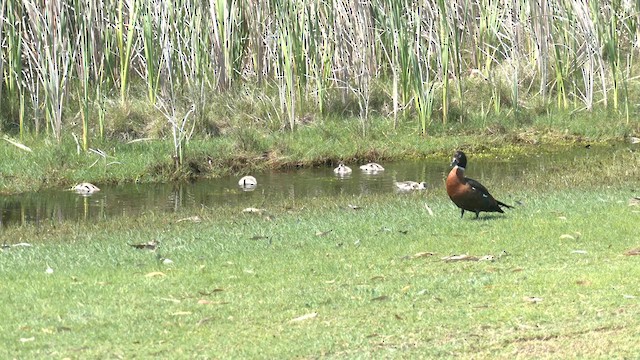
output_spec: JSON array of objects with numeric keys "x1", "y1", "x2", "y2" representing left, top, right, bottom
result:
[{"x1": 0, "y1": 0, "x2": 638, "y2": 140}]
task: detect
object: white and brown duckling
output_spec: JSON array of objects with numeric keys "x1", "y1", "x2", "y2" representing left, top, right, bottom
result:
[
  {"x1": 360, "y1": 162, "x2": 385, "y2": 173},
  {"x1": 73, "y1": 182, "x2": 100, "y2": 195},
  {"x1": 238, "y1": 175, "x2": 257, "y2": 189},
  {"x1": 395, "y1": 181, "x2": 427, "y2": 191},
  {"x1": 333, "y1": 162, "x2": 352, "y2": 175}
]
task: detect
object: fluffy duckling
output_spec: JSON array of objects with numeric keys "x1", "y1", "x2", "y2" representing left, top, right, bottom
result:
[
  {"x1": 360, "y1": 162, "x2": 385, "y2": 172},
  {"x1": 333, "y1": 162, "x2": 352, "y2": 175},
  {"x1": 395, "y1": 181, "x2": 427, "y2": 191},
  {"x1": 73, "y1": 182, "x2": 100, "y2": 195},
  {"x1": 238, "y1": 175, "x2": 257, "y2": 187}
]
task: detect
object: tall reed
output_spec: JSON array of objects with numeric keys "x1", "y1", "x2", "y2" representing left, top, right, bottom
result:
[
  {"x1": 376, "y1": 0, "x2": 414, "y2": 127},
  {"x1": 156, "y1": 2, "x2": 196, "y2": 169},
  {"x1": 3, "y1": 0, "x2": 21, "y2": 102},
  {"x1": 116, "y1": 0, "x2": 139, "y2": 104},
  {"x1": 307, "y1": 1, "x2": 333, "y2": 116},
  {"x1": 436, "y1": 0, "x2": 450, "y2": 123},
  {"x1": 275, "y1": 1, "x2": 297, "y2": 131},
  {"x1": 0, "y1": 0, "x2": 637, "y2": 143},
  {"x1": 210, "y1": 0, "x2": 244, "y2": 90},
  {"x1": 75, "y1": 0, "x2": 94, "y2": 151},
  {"x1": 22, "y1": 0, "x2": 73, "y2": 142},
  {"x1": 141, "y1": 2, "x2": 160, "y2": 105}
]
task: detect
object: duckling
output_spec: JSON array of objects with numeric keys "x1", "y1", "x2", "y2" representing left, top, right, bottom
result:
[
  {"x1": 360, "y1": 162, "x2": 385, "y2": 172},
  {"x1": 238, "y1": 175, "x2": 257, "y2": 187},
  {"x1": 333, "y1": 162, "x2": 352, "y2": 175},
  {"x1": 73, "y1": 182, "x2": 100, "y2": 195},
  {"x1": 395, "y1": 181, "x2": 427, "y2": 191}
]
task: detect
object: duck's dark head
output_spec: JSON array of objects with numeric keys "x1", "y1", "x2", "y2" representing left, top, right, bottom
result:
[{"x1": 450, "y1": 150, "x2": 467, "y2": 169}]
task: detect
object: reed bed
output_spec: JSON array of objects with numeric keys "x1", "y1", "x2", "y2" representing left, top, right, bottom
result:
[{"x1": 1, "y1": 0, "x2": 639, "y2": 143}]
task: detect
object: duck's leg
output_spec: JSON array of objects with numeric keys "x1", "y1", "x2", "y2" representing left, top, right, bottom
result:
[
  {"x1": 475, "y1": 211, "x2": 480, "y2": 219},
  {"x1": 460, "y1": 209, "x2": 465, "y2": 218}
]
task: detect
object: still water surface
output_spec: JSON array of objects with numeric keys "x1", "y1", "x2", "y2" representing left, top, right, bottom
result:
[{"x1": 0, "y1": 145, "x2": 617, "y2": 228}]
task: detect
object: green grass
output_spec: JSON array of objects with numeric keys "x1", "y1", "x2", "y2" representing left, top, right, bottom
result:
[{"x1": 1, "y1": 166, "x2": 639, "y2": 358}]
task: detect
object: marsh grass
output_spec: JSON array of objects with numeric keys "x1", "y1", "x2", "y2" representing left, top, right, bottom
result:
[
  {"x1": 1, "y1": 108, "x2": 638, "y2": 194},
  {"x1": 0, "y1": 178, "x2": 638, "y2": 358}
]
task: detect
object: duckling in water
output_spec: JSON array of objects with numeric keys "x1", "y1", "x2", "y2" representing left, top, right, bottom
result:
[
  {"x1": 360, "y1": 162, "x2": 385, "y2": 172},
  {"x1": 238, "y1": 175, "x2": 257, "y2": 189},
  {"x1": 395, "y1": 181, "x2": 427, "y2": 191},
  {"x1": 333, "y1": 162, "x2": 352, "y2": 175},
  {"x1": 73, "y1": 182, "x2": 100, "y2": 195}
]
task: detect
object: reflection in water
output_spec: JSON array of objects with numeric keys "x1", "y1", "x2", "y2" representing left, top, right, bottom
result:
[{"x1": 0, "y1": 145, "x2": 614, "y2": 228}]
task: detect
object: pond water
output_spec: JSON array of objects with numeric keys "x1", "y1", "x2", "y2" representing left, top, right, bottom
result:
[{"x1": 0, "y1": 144, "x2": 622, "y2": 228}]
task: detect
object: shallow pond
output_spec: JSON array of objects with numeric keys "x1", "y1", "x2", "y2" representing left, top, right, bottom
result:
[{"x1": 0, "y1": 144, "x2": 626, "y2": 228}]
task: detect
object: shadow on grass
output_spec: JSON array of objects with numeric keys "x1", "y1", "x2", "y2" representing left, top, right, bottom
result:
[{"x1": 471, "y1": 214, "x2": 509, "y2": 221}]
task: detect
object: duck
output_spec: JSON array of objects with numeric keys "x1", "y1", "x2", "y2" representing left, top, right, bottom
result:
[
  {"x1": 446, "y1": 150, "x2": 512, "y2": 218},
  {"x1": 395, "y1": 181, "x2": 427, "y2": 191},
  {"x1": 238, "y1": 175, "x2": 257, "y2": 187},
  {"x1": 333, "y1": 162, "x2": 352, "y2": 175},
  {"x1": 360, "y1": 162, "x2": 385, "y2": 172},
  {"x1": 73, "y1": 182, "x2": 100, "y2": 195}
]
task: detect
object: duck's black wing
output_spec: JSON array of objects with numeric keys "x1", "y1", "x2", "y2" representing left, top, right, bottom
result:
[
  {"x1": 466, "y1": 177, "x2": 513, "y2": 209},
  {"x1": 465, "y1": 177, "x2": 492, "y2": 197}
]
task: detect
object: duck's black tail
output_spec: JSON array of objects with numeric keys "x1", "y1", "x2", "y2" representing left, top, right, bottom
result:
[{"x1": 497, "y1": 200, "x2": 513, "y2": 209}]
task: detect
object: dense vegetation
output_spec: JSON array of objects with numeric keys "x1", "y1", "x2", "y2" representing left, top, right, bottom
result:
[
  {"x1": 0, "y1": 0, "x2": 639, "y2": 192},
  {"x1": 2, "y1": 1, "x2": 639, "y2": 134}
]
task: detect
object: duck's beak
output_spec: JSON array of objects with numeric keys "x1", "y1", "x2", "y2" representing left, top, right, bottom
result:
[{"x1": 450, "y1": 158, "x2": 458, "y2": 167}]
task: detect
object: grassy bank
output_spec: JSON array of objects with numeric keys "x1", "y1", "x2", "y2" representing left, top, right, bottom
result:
[
  {"x1": 1, "y1": 101, "x2": 638, "y2": 195},
  {"x1": 1, "y1": 173, "x2": 639, "y2": 357}
]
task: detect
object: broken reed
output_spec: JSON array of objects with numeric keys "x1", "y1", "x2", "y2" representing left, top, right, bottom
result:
[{"x1": 1, "y1": 0, "x2": 639, "y2": 142}]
